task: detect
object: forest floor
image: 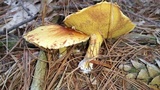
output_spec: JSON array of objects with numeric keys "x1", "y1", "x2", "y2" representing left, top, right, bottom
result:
[{"x1": 0, "y1": 0, "x2": 160, "y2": 90}]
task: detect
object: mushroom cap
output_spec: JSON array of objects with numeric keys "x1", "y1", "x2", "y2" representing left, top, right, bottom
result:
[
  {"x1": 64, "y1": 1, "x2": 135, "y2": 38},
  {"x1": 24, "y1": 25, "x2": 89, "y2": 49}
]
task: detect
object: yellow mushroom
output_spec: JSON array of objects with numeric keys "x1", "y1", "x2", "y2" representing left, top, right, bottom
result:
[
  {"x1": 24, "y1": 1, "x2": 135, "y2": 73},
  {"x1": 64, "y1": 1, "x2": 135, "y2": 73},
  {"x1": 24, "y1": 25, "x2": 90, "y2": 90},
  {"x1": 24, "y1": 25, "x2": 89, "y2": 50}
]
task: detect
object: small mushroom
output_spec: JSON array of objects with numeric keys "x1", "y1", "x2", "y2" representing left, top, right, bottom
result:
[
  {"x1": 64, "y1": 1, "x2": 135, "y2": 73},
  {"x1": 24, "y1": 25, "x2": 89, "y2": 49}
]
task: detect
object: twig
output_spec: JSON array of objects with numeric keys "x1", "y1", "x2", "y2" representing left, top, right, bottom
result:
[
  {"x1": 0, "y1": 38, "x2": 23, "y2": 61},
  {"x1": 47, "y1": 45, "x2": 76, "y2": 90},
  {"x1": 0, "y1": 15, "x2": 37, "y2": 35},
  {"x1": 124, "y1": 10, "x2": 160, "y2": 28},
  {"x1": 0, "y1": 4, "x2": 89, "y2": 35},
  {"x1": 55, "y1": 64, "x2": 68, "y2": 90},
  {"x1": 52, "y1": 4, "x2": 89, "y2": 10},
  {"x1": 124, "y1": 33, "x2": 157, "y2": 45},
  {"x1": 19, "y1": 0, "x2": 34, "y2": 17}
]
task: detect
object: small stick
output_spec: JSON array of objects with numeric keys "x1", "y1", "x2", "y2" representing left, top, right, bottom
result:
[
  {"x1": 19, "y1": 0, "x2": 34, "y2": 17},
  {"x1": 124, "y1": 10, "x2": 160, "y2": 28},
  {"x1": 0, "y1": 15, "x2": 37, "y2": 35}
]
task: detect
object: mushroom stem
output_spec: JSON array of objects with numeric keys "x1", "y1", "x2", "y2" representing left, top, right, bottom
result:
[
  {"x1": 85, "y1": 34, "x2": 103, "y2": 58},
  {"x1": 78, "y1": 34, "x2": 103, "y2": 73},
  {"x1": 59, "y1": 47, "x2": 67, "y2": 58}
]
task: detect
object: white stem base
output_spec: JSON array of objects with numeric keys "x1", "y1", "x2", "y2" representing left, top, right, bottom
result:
[{"x1": 78, "y1": 59, "x2": 93, "y2": 73}]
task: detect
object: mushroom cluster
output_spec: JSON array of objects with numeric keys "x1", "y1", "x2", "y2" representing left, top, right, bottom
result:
[{"x1": 24, "y1": 1, "x2": 135, "y2": 73}]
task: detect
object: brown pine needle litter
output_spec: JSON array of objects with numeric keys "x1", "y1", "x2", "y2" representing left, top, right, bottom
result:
[{"x1": 0, "y1": 0, "x2": 160, "y2": 90}]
